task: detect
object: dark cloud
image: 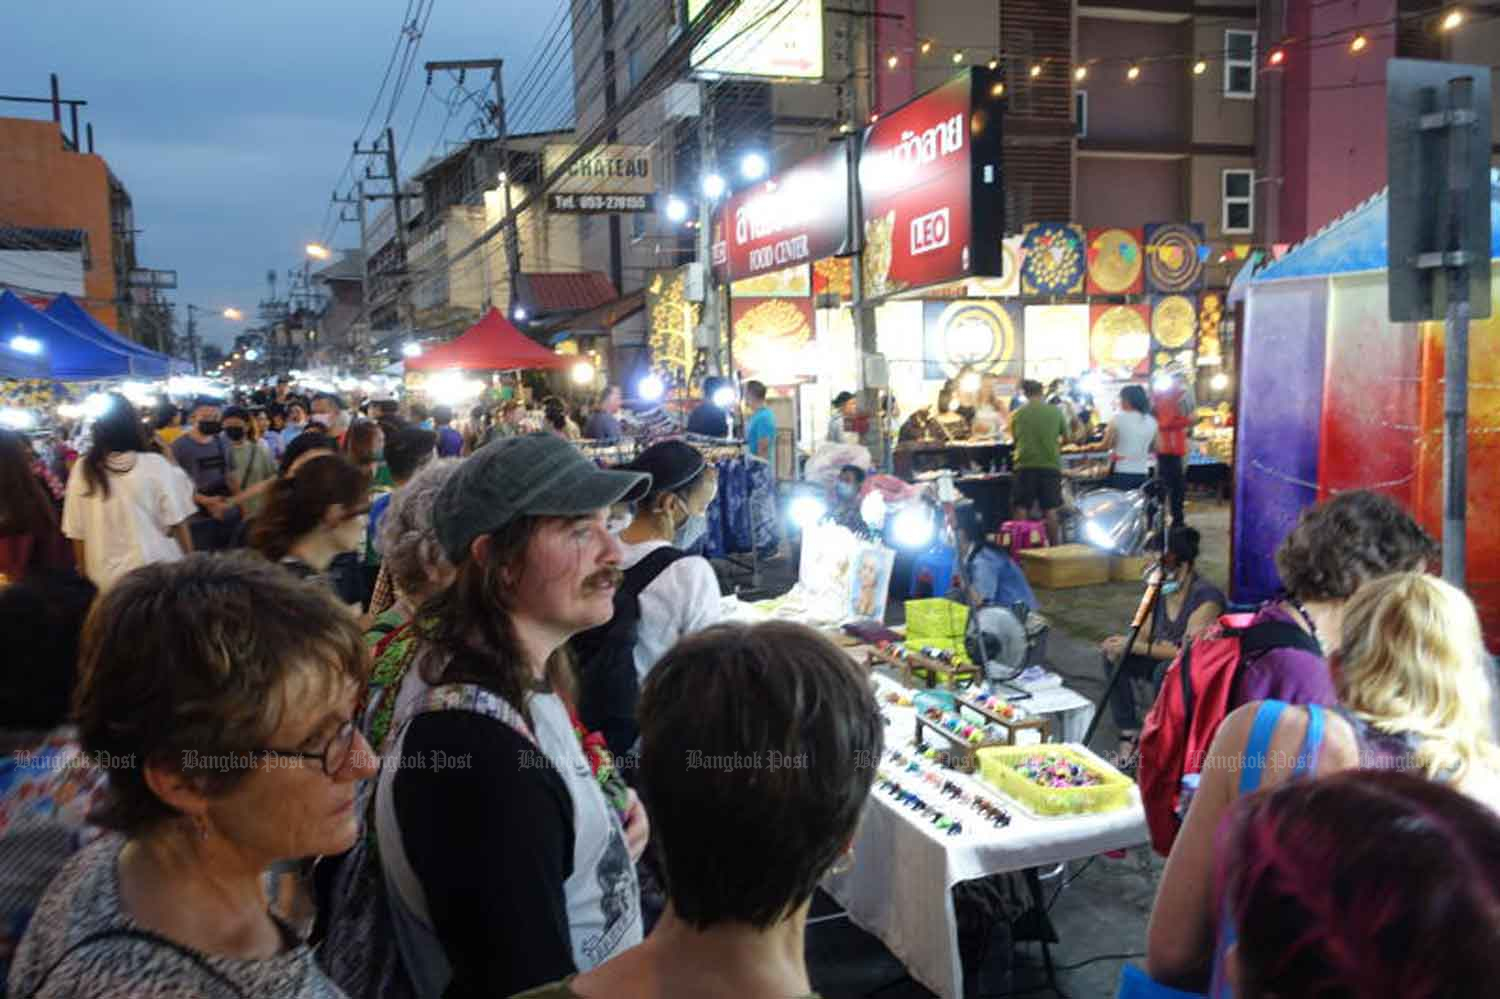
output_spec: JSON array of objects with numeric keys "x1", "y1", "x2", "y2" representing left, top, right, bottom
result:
[{"x1": 8, "y1": 0, "x2": 564, "y2": 347}]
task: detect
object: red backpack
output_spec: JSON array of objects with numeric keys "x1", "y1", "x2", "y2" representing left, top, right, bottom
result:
[{"x1": 1137, "y1": 611, "x2": 1322, "y2": 855}]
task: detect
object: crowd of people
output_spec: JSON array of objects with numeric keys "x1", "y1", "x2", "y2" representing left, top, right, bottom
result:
[{"x1": 4, "y1": 374, "x2": 1500, "y2": 999}]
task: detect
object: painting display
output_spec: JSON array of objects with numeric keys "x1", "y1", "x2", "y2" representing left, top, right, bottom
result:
[{"x1": 1086, "y1": 227, "x2": 1145, "y2": 296}]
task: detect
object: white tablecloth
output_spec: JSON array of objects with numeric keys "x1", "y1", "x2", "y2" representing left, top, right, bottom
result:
[{"x1": 824, "y1": 670, "x2": 1148, "y2": 999}]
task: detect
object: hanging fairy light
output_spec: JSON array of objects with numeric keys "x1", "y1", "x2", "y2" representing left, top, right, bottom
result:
[
  {"x1": 1349, "y1": 33, "x2": 1368, "y2": 53},
  {"x1": 920, "y1": 39, "x2": 933, "y2": 55},
  {"x1": 887, "y1": 53, "x2": 899, "y2": 69},
  {"x1": 952, "y1": 50, "x2": 965, "y2": 64},
  {"x1": 987, "y1": 57, "x2": 999, "y2": 70},
  {"x1": 1029, "y1": 63, "x2": 1043, "y2": 78},
  {"x1": 1127, "y1": 64, "x2": 1141, "y2": 81},
  {"x1": 1267, "y1": 46, "x2": 1286, "y2": 67},
  {"x1": 1441, "y1": 8, "x2": 1464, "y2": 31},
  {"x1": 1074, "y1": 65, "x2": 1089, "y2": 82}
]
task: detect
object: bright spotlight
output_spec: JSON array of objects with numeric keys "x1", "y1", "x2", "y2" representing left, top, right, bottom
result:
[
  {"x1": 701, "y1": 173, "x2": 726, "y2": 200},
  {"x1": 860, "y1": 491, "x2": 888, "y2": 529},
  {"x1": 1441, "y1": 8, "x2": 1464, "y2": 31},
  {"x1": 305, "y1": 243, "x2": 331, "y2": 260},
  {"x1": 513, "y1": 307, "x2": 528, "y2": 321},
  {"x1": 665, "y1": 196, "x2": 690, "y2": 223},
  {"x1": 0, "y1": 408, "x2": 36, "y2": 430},
  {"x1": 244, "y1": 349, "x2": 259, "y2": 361},
  {"x1": 402, "y1": 341, "x2": 423, "y2": 358},
  {"x1": 739, "y1": 152, "x2": 769, "y2": 181},
  {"x1": 1152, "y1": 372, "x2": 1175, "y2": 393},
  {"x1": 790, "y1": 495, "x2": 827, "y2": 531},
  {"x1": 892, "y1": 505, "x2": 935, "y2": 549},
  {"x1": 959, "y1": 370, "x2": 981, "y2": 393},
  {"x1": 82, "y1": 393, "x2": 113, "y2": 420},
  {"x1": 712, "y1": 385, "x2": 736, "y2": 408},
  {"x1": 571, "y1": 361, "x2": 597, "y2": 385},
  {"x1": 1211, "y1": 372, "x2": 1230, "y2": 392},
  {"x1": 8, "y1": 335, "x2": 42, "y2": 355},
  {"x1": 637, "y1": 372, "x2": 665, "y2": 402}
]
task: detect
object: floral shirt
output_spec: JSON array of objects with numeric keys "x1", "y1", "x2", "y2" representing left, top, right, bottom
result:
[{"x1": 0, "y1": 731, "x2": 107, "y2": 988}]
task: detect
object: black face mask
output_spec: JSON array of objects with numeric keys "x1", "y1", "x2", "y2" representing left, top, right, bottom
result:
[
  {"x1": 197, "y1": 420, "x2": 221, "y2": 436},
  {"x1": 224, "y1": 425, "x2": 246, "y2": 442}
]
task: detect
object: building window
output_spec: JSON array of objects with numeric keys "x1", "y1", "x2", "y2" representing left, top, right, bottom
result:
[
  {"x1": 630, "y1": 211, "x2": 647, "y2": 241},
  {"x1": 602, "y1": 0, "x2": 614, "y2": 32},
  {"x1": 627, "y1": 29, "x2": 642, "y2": 89},
  {"x1": 1224, "y1": 30, "x2": 1256, "y2": 98},
  {"x1": 1074, "y1": 91, "x2": 1087, "y2": 137},
  {"x1": 1222, "y1": 169, "x2": 1254, "y2": 233}
]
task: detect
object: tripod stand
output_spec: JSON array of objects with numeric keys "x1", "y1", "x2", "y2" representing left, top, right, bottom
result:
[{"x1": 1082, "y1": 479, "x2": 1169, "y2": 749}]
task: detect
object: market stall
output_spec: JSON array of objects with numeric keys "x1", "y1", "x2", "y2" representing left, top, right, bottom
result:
[
  {"x1": 44, "y1": 293, "x2": 177, "y2": 378},
  {"x1": 1233, "y1": 170, "x2": 1500, "y2": 640},
  {"x1": 0, "y1": 291, "x2": 134, "y2": 380}
]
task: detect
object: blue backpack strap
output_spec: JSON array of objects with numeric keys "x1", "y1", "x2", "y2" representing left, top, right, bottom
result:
[
  {"x1": 1294, "y1": 703, "x2": 1326, "y2": 777},
  {"x1": 1238, "y1": 700, "x2": 1288, "y2": 796}
]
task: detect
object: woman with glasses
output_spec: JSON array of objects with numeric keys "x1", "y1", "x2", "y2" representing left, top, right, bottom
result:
[
  {"x1": 251, "y1": 453, "x2": 370, "y2": 609},
  {"x1": 8, "y1": 553, "x2": 378, "y2": 999}
]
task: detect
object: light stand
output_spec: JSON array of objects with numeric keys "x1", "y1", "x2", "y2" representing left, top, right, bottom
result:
[{"x1": 1082, "y1": 478, "x2": 1169, "y2": 749}]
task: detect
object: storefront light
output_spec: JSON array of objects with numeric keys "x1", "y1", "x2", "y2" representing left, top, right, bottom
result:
[
  {"x1": 860, "y1": 491, "x2": 887, "y2": 529},
  {"x1": 712, "y1": 384, "x2": 737, "y2": 408},
  {"x1": 701, "y1": 173, "x2": 727, "y2": 200},
  {"x1": 8, "y1": 335, "x2": 42, "y2": 355},
  {"x1": 740, "y1": 152, "x2": 769, "y2": 181},
  {"x1": 0, "y1": 408, "x2": 36, "y2": 430},
  {"x1": 82, "y1": 393, "x2": 113, "y2": 420},
  {"x1": 571, "y1": 360, "x2": 596, "y2": 385},
  {"x1": 514, "y1": 306, "x2": 529, "y2": 321},
  {"x1": 244, "y1": 349, "x2": 260, "y2": 361},
  {"x1": 665, "y1": 196, "x2": 690, "y2": 223},
  {"x1": 892, "y1": 505, "x2": 935, "y2": 549},
  {"x1": 1211, "y1": 372, "x2": 1230, "y2": 392},
  {"x1": 790, "y1": 495, "x2": 828, "y2": 531},
  {"x1": 959, "y1": 370, "x2": 982, "y2": 393},
  {"x1": 637, "y1": 372, "x2": 666, "y2": 402},
  {"x1": 402, "y1": 342, "x2": 423, "y2": 358}
]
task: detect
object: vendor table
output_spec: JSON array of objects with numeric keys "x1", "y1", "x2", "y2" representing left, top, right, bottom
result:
[
  {"x1": 825, "y1": 668, "x2": 1148, "y2": 999},
  {"x1": 894, "y1": 440, "x2": 1013, "y2": 481}
]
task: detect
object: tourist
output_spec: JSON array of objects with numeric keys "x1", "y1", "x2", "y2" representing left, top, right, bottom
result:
[
  {"x1": 583, "y1": 386, "x2": 624, "y2": 442},
  {"x1": 62, "y1": 394, "x2": 197, "y2": 590},
  {"x1": 511, "y1": 621, "x2": 883, "y2": 999},
  {"x1": 311, "y1": 392, "x2": 349, "y2": 444},
  {"x1": 171, "y1": 398, "x2": 238, "y2": 551},
  {"x1": 1009, "y1": 380, "x2": 1070, "y2": 545},
  {"x1": 1228, "y1": 489, "x2": 1437, "y2": 710},
  {"x1": 8, "y1": 554, "x2": 375, "y2": 999},
  {"x1": 250, "y1": 452, "x2": 370, "y2": 608},
  {"x1": 1102, "y1": 384, "x2": 1158, "y2": 492},
  {"x1": 283, "y1": 400, "x2": 310, "y2": 444},
  {"x1": 0, "y1": 572, "x2": 104, "y2": 987},
  {"x1": 1102, "y1": 526, "x2": 1224, "y2": 762},
  {"x1": 576, "y1": 441, "x2": 721, "y2": 754},
  {"x1": 432, "y1": 405, "x2": 464, "y2": 457},
  {"x1": 364, "y1": 427, "x2": 441, "y2": 625},
  {"x1": 1216, "y1": 771, "x2": 1500, "y2": 999},
  {"x1": 369, "y1": 433, "x2": 650, "y2": 996},
  {"x1": 1145, "y1": 571, "x2": 1500, "y2": 992},
  {"x1": 0, "y1": 429, "x2": 73, "y2": 581},
  {"x1": 223, "y1": 405, "x2": 277, "y2": 518},
  {"x1": 743, "y1": 380, "x2": 776, "y2": 465}
]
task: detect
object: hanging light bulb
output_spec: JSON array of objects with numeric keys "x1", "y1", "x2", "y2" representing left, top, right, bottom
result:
[
  {"x1": 991, "y1": 82, "x2": 1006, "y2": 98},
  {"x1": 1029, "y1": 63, "x2": 1042, "y2": 78},
  {"x1": 1127, "y1": 64, "x2": 1141, "y2": 81},
  {"x1": 1349, "y1": 33, "x2": 1368, "y2": 53},
  {"x1": 1192, "y1": 60, "x2": 1208, "y2": 75},
  {"x1": 1441, "y1": 8, "x2": 1464, "y2": 31},
  {"x1": 1267, "y1": 47, "x2": 1285, "y2": 67},
  {"x1": 952, "y1": 51, "x2": 965, "y2": 65},
  {"x1": 887, "y1": 53, "x2": 899, "y2": 69},
  {"x1": 1074, "y1": 65, "x2": 1089, "y2": 82},
  {"x1": 920, "y1": 39, "x2": 933, "y2": 55},
  {"x1": 987, "y1": 57, "x2": 999, "y2": 70}
]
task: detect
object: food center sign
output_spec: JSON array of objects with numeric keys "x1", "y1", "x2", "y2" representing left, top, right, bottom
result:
[
  {"x1": 712, "y1": 144, "x2": 851, "y2": 283},
  {"x1": 858, "y1": 68, "x2": 1006, "y2": 299},
  {"x1": 543, "y1": 144, "x2": 656, "y2": 214}
]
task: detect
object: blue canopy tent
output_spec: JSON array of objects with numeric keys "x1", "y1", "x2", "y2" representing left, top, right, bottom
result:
[
  {"x1": 0, "y1": 338, "x2": 49, "y2": 379},
  {"x1": 45, "y1": 294, "x2": 173, "y2": 378},
  {"x1": 0, "y1": 291, "x2": 133, "y2": 380}
]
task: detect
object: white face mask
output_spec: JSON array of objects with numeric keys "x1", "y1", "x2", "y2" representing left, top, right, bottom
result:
[
  {"x1": 674, "y1": 512, "x2": 708, "y2": 551},
  {"x1": 310, "y1": 413, "x2": 333, "y2": 428}
]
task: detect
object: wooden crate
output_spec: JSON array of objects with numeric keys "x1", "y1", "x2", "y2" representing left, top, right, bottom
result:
[
  {"x1": 1019, "y1": 544, "x2": 1111, "y2": 589},
  {"x1": 1110, "y1": 554, "x2": 1152, "y2": 582}
]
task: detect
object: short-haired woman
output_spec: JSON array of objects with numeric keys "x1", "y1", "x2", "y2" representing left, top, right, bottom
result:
[
  {"x1": 1217, "y1": 771, "x2": 1500, "y2": 999},
  {"x1": 8, "y1": 553, "x2": 377, "y2": 999},
  {"x1": 1145, "y1": 571, "x2": 1500, "y2": 993},
  {"x1": 513, "y1": 620, "x2": 883, "y2": 999}
]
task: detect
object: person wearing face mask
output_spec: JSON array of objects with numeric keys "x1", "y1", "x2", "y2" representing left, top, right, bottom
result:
[
  {"x1": 311, "y1": 392, "x2": 349, "y2": 445},
  {"x1": 573, "y1": 442, "x2": 722, "y2": 757},
  {"x1": 221, "y1": 406, "x2": 276, "y2": 518},
  {"x1": 282, "y1": 400, "x2": 310, "y2": 444},
  {"x1": 1101, "y1": 526, "x2": 1225, "y2": 763},
  {"x1": 171, "y1": 398, "x2": 238, "y2": 551},
  {"x1": 829, "y1": 464, "x2": 867, "y2": 534}
]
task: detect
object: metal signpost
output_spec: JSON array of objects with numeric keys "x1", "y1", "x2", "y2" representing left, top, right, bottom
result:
[{"x1": 1387, "y1": 59, "x2": 1492, "y2": 586}]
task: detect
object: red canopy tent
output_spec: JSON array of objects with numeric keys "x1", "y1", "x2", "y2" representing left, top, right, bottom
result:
[{"x1": 404, "y1": 308, "x2": 572, "y2": 371}]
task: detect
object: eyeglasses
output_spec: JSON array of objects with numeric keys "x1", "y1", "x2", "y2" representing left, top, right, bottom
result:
[{"x1": 246, "y1": 719, "x2": 359, "y2": 777}]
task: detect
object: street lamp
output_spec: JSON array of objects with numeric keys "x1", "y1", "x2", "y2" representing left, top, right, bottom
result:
[
  {"x1": 182, "y1": 304, "x2": 243, "y2": 375},
  {"x1": 701, "y1": 173, "x2": 726, "y2": 200},
  {"x1": 223, "y1": 307, "x2": 244, "y2": 321},
  {"x1": 305, "y1": 243, "x2": 331, "y2": 260},
  {"x1": 740, "y1": 152, "x2": 769, "y2": 181}
]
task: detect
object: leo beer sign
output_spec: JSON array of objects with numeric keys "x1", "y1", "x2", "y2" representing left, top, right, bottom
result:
[
  {"x1": 712, "y1": 143, "x2": 851, "y2": 283},
  {"x1": 858, "y1": 68, "x2": 1006, "y2": 299}
]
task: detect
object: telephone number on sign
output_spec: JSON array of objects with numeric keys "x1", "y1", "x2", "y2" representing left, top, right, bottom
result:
[{"x1": 550, "y1": 193, "x2": 656, "y2": 213}]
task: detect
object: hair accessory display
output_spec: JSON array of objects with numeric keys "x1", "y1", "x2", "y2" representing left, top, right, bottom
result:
[
  {"x1": 875, "y1": 770, "x2": 965, "y2": 836},
  {"x1": 885, "y1": 749, "x2": 1012, "y2": 828}
]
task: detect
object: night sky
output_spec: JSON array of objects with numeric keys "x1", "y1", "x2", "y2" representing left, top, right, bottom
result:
[{"x1": 8, "y1": 1, "x2": 567, "y2": 347}]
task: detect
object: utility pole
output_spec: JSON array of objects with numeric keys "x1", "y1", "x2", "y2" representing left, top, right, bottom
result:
[
  {"x1": 423, "y1": 59, "x2": 518, "y2": 316},
  {"x1": 184, "y1": 305, "x2": 200, "y2": 374},
  {"x1": 696, "y1": 81, "x2": 720, "y2": 376},
  {"x1": 333, "y1": 183, "x2": 369, "y2": 366},
  {"x1": 355, "y1": 129, "x2": 418, "y2": 337}
]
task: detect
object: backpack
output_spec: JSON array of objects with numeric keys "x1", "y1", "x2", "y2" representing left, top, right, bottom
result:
[
  {"x1": 570, "y1": 546, "x2": 686, "y2": 759},
  {"x1": 1136, "y1": 611, "x2": 1322, "y2": 856}
]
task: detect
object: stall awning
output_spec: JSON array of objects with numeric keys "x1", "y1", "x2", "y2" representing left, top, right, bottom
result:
[
  {"x1": 404, "y1": 307, "x2": 571, "y2": 371},
  {"x1": 516, "y1": 271, "x2": 619, "y2": 316},
  {"x1": 0, "y1": 290, "x2": 133, "y2": 380},
  {"x1": 0, "y1": 339, "x2": 49, "y2": 379},
  {"x1": 45, "y1": 294, "x2": 173, "y2": 378}
]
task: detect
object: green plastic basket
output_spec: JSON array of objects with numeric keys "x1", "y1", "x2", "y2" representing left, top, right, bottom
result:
[
  {"x1": 904, "y1": 598, "x2": 970, "y2": 660},
  {"x1": 977, "y1": 745, "x2": 1134, "y2": 817}
]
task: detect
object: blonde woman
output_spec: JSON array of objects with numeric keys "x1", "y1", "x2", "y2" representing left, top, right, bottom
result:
[{"x1": 1145, "y1": 572, "x2": 1500, "y2": 995}]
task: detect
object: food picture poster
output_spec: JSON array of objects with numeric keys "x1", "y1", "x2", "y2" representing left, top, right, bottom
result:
[{"x1": 730, "y1": 295, "x2": 816, "y2": 381}]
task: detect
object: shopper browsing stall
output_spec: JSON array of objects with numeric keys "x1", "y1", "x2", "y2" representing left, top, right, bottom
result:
[
  {"x1": 742, "y1": 380, "x2": 776, "y2": 465},
  {"x1": 1009, "y1": 380, "x2": 1069, "y2": 545},
  {"x1": 1152, "y1": 369, "x2": 1193, "y2": 526},
  {"x1": 1102, "y1": 385, "x2": 1158, "y2": 492}
]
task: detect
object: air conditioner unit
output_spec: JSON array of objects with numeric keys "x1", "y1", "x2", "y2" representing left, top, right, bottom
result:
[{"x1": 664, "y1": 82, "x2": 701, "y2": 121}]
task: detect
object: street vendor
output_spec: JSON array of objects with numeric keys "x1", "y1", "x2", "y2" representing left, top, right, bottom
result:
[{"x1": 828, "y1": 391, "x2": 858, "y2": 443}]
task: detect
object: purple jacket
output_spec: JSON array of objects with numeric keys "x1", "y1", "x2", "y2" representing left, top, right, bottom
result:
[{"x1": 1228, "y1": 602, "x2": 1336, "y2": 710}]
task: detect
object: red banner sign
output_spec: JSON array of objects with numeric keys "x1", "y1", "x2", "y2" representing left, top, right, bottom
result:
[
  {"x1": 712, "y1": 145, "x2": 851, "y2": 283},
  {"x1": 858, "y1": 68, "x2": 1005, "y2": 299}
]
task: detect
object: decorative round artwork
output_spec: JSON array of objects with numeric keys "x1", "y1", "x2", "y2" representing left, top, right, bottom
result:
[
  {"x1": 1087, "y1": 228, "x2": 1143, "y2": 294},
  {"x1": 1152, "y1": 295, "x2": 1198, "y2": 348},
  {"x1": 1092, "y1": 306, "x2": 1151, "y2": 369},
  {"x1": 930, "y1": 300, "x2": 1017, "y2": 377},
  {"x1": 1022, "y1": 223, "x2": 1086, "y2": 295},
  {"x1": 1145, "y1": 223, "x2": 1205, "y2": 293}
]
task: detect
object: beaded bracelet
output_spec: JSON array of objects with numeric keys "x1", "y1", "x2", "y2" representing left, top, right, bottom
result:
[
  {"x1": 920, "y1": 706, "x2": 1009, "y2": 746},
  {"x1": 875, "y1": 769, "x2": 965, "y2": 836},
  {"x1": 885, "y1": 749, "x2": 1013, "y2": 828}
]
